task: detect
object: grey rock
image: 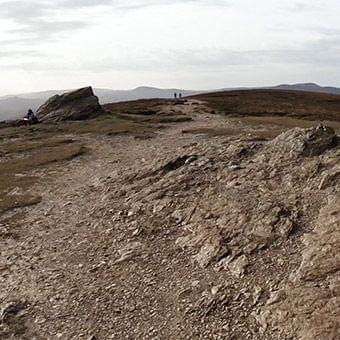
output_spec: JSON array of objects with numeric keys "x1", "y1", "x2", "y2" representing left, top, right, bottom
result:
[
  {"x1": 228, "y1": 255, "x2": 249, "y2": 278},
  {"x1": 36, "y1": 87, "x2": 103, "y2": 123},
  {"x1": 267, "y1": 125, "x2": 337, "y2": 158},
  {"x1": 319, "y1": 165, "x2": 340, "y2": 189},
  {"x1": 114, "y1": 241, "x2": 145, "y2": 264}
]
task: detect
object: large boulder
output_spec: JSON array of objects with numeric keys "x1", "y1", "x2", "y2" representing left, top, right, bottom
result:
[{"x1": 36, "y1": 87, "x2": 103, "y2": 123}]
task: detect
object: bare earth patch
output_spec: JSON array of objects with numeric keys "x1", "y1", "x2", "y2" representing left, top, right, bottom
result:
[{"x1": 0, "y1": 99, "x2": 339, "y2": 339}]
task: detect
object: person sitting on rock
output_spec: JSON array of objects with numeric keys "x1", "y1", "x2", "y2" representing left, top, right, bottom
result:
[{"x1": 24, "y1": 109, "x2": 38, "y2": 124}]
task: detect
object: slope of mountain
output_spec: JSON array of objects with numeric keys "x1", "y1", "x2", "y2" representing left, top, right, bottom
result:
[{"x1": 193, "y1": 89, "x2": 340, "y2": 122}]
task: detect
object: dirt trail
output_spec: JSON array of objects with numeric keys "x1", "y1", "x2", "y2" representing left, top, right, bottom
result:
[
  {"x1": 1, "y1": 100, "x2": 339, "y2": 340},
  {"x1": 0, "y1": 101, "x2": 235, "y2": 339}
]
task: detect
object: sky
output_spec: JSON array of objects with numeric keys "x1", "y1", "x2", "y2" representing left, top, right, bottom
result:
[{"x1": 0, "y1": 0, "x2": 340, "y2": 95}]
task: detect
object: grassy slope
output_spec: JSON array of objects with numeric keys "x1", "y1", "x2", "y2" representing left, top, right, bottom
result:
[{"x1": 193, "y1": 89, "x2": 340, "y2": 122}]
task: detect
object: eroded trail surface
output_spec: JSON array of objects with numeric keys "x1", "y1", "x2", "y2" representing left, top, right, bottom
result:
[{"x1": 1, "y1": 100, "x2": 339, "y2": 340}]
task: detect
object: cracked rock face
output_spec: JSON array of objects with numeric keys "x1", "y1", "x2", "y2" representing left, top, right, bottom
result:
[
  {"x1": 262, "y1": 125, "x2": 338, "y2": 158},
  {"x1": 261, "y1": 194, "x2": 340, "y2": 340},
  {"x1": 112, "y1": 125, "x2": 339, "y2": 338},
  {"x1": 36, "y1": 87, "x2": 103, "y2": 123}
]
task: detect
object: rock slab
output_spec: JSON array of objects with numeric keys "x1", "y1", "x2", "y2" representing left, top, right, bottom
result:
[{"x1": 36, "y1": 87, "x2": 103, "y2": 123}]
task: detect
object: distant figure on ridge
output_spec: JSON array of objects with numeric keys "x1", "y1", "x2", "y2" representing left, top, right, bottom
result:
[
  {"x1": 179, "y1": 93, "x2": 182, "y2": 99},
  {"x1": 174, "y1": 93, "x2": 177, "y2": 99},
  {"x1": 24, "y1": 109, "x2": 39, "y2": 125}
]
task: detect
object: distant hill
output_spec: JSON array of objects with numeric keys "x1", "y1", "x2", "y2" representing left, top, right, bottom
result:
[
  {"x1": 0, "y1": 97, "x2": 44, "y2": 121},
  {"x1": 96, "y1": 86, "x2": 201, "y2": 103},
  {"x1": 0, "y1": 86, "x2": 200, "y2": 121},
  {"x1": 271, "y1": 83, "x2": 340, "y2": 95},
  {"x1": 1, "y1": 83, "x2": 340, "y2": 121}
]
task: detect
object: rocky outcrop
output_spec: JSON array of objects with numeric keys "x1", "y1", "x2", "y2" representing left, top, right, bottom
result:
[
  {"x1": 260, "y1": 195, "x2": 340, "y2": 340},
  {"x1": 36, "y1": 87, "x2": 103, "y2": 123},
  {"x1": 105, "y1": 124, "x2": 339, "y2": 339},
  {"x1": 264, "y1": 125, "x2": 338, "y2": 158}
]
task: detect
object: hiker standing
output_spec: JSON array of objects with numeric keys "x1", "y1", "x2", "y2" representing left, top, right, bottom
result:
[{"x1": 174, "y1": 93, "x2": 177, "y2": 99}]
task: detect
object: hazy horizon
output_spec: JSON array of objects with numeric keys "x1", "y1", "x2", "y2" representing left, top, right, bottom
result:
[
  {"x1": 1, "y1": 0, "x2": 340, "y2": 96},
  {"x1": 2, "y1": 82, "x2": 340, "y2": 98}
]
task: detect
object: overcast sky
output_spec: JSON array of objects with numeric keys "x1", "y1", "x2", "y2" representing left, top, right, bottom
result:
[{"x1": 1, "y1": 0, "x2": 340, "y2": 95}]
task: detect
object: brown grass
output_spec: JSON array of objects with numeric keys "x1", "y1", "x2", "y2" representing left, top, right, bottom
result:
[
  {"x1": 0, "y1": 194, "x2": 42, "y2": 214},
  {"x1": 235, "y1": 115, "x2": 340, "y2": 132},
  {"x1": 181, "y1": 114, "x2": 340, "y2": 141},
  {"x1": 115, "y1": 112, "x2": 192, "y2": 123},
  {"x1": 0, "y1": 144, "x2": 86, "y2": 175},
  {"x1": 104, "y1": 99, "x2": 192, "y2": 124},
  {"x1": 193, "y1": 89, "x2": 340, "y2": 122},
  {"x1": 103, "y1": 99, "x2": 174, "y2": 115},
  {"x1": 0, "y1": 140, "x2": 86, "y2": 213},
  {"x1": 0, "y1": 115, "x2": 145, "y2": 138},
  {"x1": 1, "y1": 138, "x2": 75, "y2": 155},
  {"x1": 0, "y1": 115, "x2": 153, "y2": 214}
]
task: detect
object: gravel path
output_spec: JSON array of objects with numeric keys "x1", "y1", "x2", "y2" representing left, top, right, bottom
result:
[{"x1": 1, "y1": 101, "x2": 339, "y2": 340}]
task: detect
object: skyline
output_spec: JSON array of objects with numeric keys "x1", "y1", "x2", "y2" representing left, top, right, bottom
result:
[{"x1": 1, "y1": 0, "x2": 340, "y2": 95}]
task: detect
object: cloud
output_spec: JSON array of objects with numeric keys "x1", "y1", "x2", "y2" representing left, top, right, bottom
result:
[
  {"x1": 0, "y1": 34, "x2": 340, "y2": 73},
  {"x1": 308, "y1": 26, "x2": 340, "y2": 36},
  {"x1": 0, "y1": 49, "x2": 41, "y2": 58},
  {"x1": 0, "y1": 0, "x2": 232, "y2": 47},
  {"x1": 5, "y1": 34, "x2": 336, "y2": 74},
  {"x1": 0, "y1": 0, "x2": 47, "y2": 20},
  {"x1": 0, "y1": 0, "x2": 229, "y2": 15},
  {"x1": 78, "y1": 35, "x2": 340, "y2": 72},
  {"x1": 282, "y1": 1, "x2": 323, "y2": 12},
  {"x1": 1, "y1": 0, "x2": 340, "y2": 93},
  {"x1": 7, "y1": 20, "x2": 89, "y2": 38},
  {"x1": 0, "y1": 0, "x2": 92, "y2": 46},
  {"x1": 103, "y1": 0, "x2": 229, "y2": 11},
  {"x1": 58, "y1": 0, "x2": 115, "y2": 8}
]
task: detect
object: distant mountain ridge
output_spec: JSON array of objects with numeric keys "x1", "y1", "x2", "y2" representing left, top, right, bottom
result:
[
  {"x1": 1, "y1": 83, "x2": 340, "y2": 121},
  {"x1": 0, "y1": 86, "x2": 200, "y2": 120},
  {"x1": 271, "y1": 83, "x2": 340, "y2": 95}
]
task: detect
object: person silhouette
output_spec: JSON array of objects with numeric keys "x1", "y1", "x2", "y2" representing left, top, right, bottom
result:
[
  {"x1": 179, "y1": 93, "x2": 182, "y2": 99},
  {"x1": 24, "y1": 109, "x2": 35, "y2": 120},
  {"x1": 174, "y1": 93, "x2": 177, "y2": 99},
  {"x1": 24, "y1": 109, "x2": 38, "y2": 124}
]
